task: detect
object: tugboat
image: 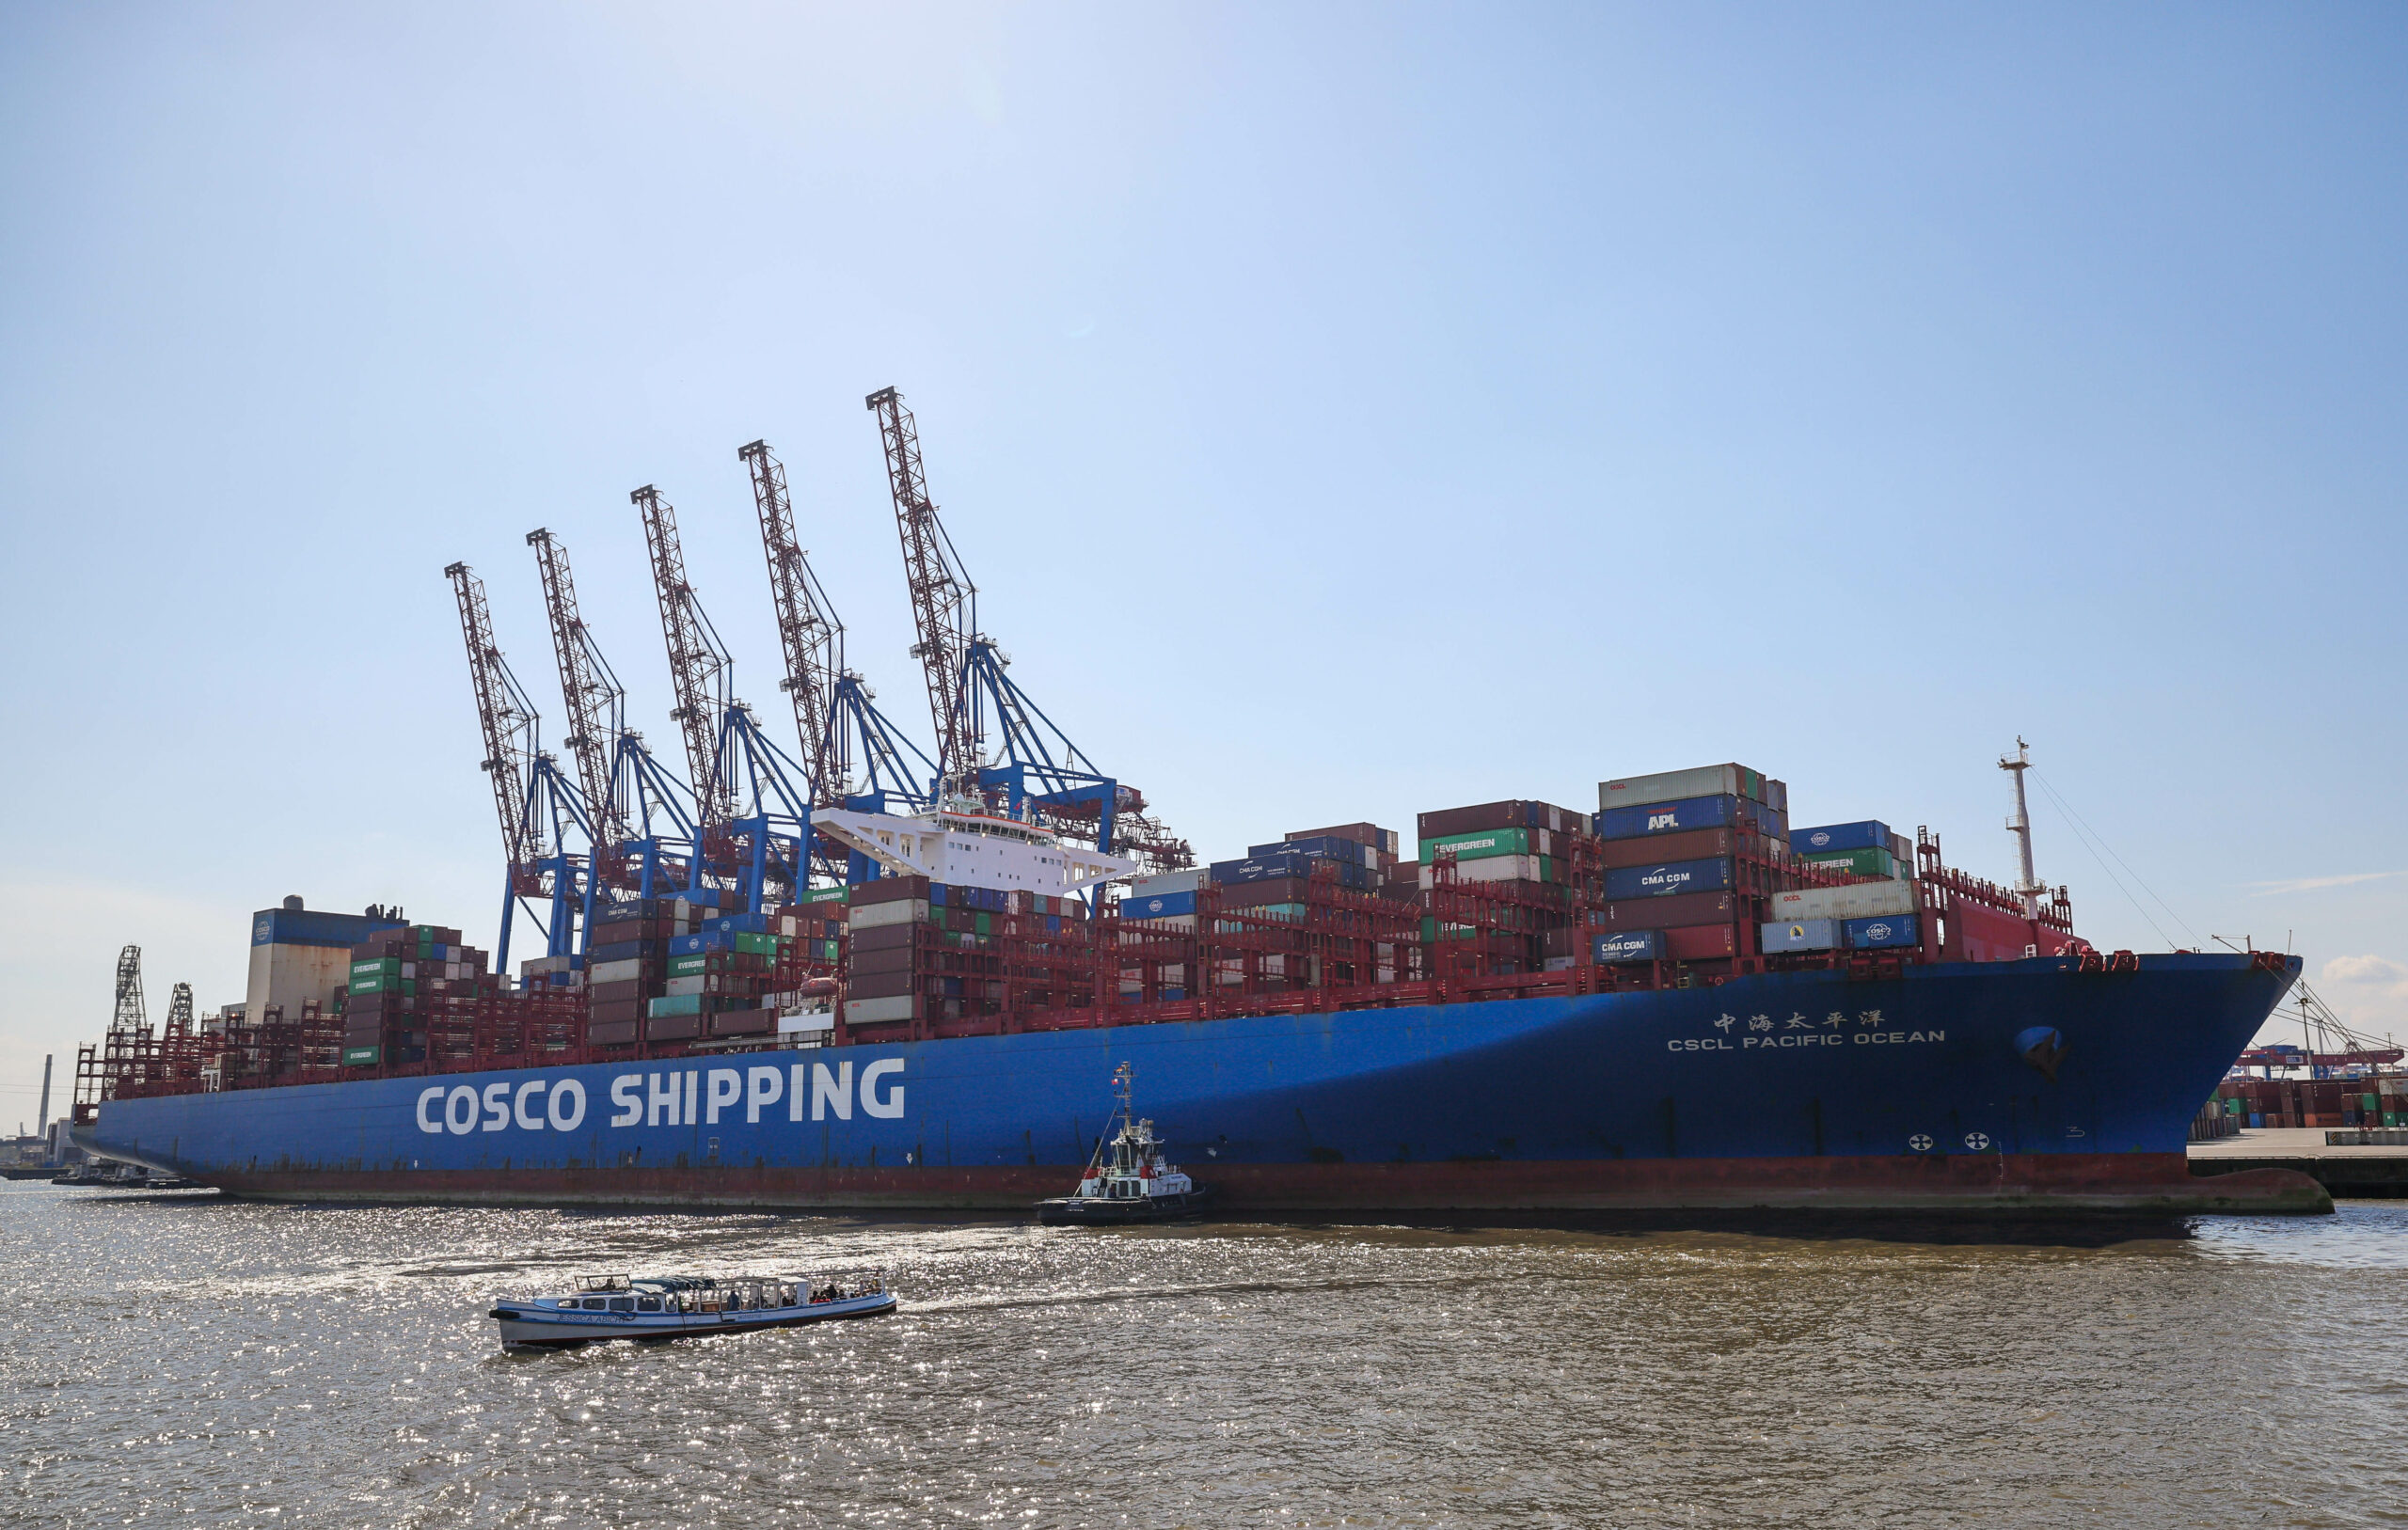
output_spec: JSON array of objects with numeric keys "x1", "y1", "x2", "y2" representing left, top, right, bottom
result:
[
  {"x1": 1036, "y1": 1065, "x2": 1213, "y2": 1225},
  {"x1": 488, "y1": 1270, "x2": 894, "y2": 1349}
]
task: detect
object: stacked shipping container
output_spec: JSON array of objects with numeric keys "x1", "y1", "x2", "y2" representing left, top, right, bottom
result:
[
  {"x1": 2213, "y1": 1073, "x2": 2408, "y2": 1129},
  {"x1": 339, "y1": 924, "x2": 492, "y2": 1066}
]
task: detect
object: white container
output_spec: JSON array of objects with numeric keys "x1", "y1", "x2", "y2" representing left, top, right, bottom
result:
[
  {"x1": 1599, "y1": 764, "x2": 1769, "y2": 811},
  {"x1": 1769, "y1": 881, "x2": 1917, "y2": 923},
  {"x1": 1128, "y1": 868, "x2": 1208, "y2": 899},
  {"x1": 588, "y1": 956, "x2": 647, "y2": 985},
  {"x1": 848, "y1": 899, "x2": 929, "y2": 931},
  {"x1": 845, "y1": 994, "x2": 916, "y2": 1025},
  {"x1": 1418, "y1": 854, "x2": 1544, "y2": 888},
  {"x1": 665, "y1": 975, "x2": 706, "y2": 997},
  {"x1": 777, "y1": 1009, "x2": 835, "y2": 1033}
]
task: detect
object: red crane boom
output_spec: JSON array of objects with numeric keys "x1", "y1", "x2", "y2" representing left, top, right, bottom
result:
[
  {"x1": 527, "y1": 528, "x2": 628, "y2": 850},
  {"x1": 865, "y1": 386, "x2": 977, "y2": 795},
  {"x1": 445, "y1": 560, "x2": 542, "y2": 876},
  {"x1": 633, "y1": 485, "x2": 736, "y2": 833},
  {"x1": 739, "y1": 440, "x2": 845, "y2": 806}
]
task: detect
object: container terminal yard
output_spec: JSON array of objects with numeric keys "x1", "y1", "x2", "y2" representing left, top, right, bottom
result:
[{"x1": 63, "y1": 388, "x2": 2389, "y2": 1214}]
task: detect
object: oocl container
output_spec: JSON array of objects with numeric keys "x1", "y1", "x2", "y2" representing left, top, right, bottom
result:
[{"x1": 1769, "y1": 882, "x2": 1916, "y2": 923}]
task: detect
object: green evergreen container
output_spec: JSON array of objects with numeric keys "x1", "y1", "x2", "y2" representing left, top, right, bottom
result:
[
  {"x1": 1799, "y1": 846, "x2": 1898, "y2": 878},
  {"x1": 1419, "y1": 828, "x2": 1532, "y2": 862},
  {"x1": 341, "y1": 1046, "x2": 381, "y2": 1067}
]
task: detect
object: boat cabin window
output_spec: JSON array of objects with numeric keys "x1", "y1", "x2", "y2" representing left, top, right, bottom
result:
[
  {"x1": 637, "y1": 1297, "x2": 661, "y2": 1312},
  {"x1": 581, "y1": 1298, "x2": 608, "y2": 1310},
  {"x1": 608, "y1": 1298, "x2": 634, "y2": 1312}
]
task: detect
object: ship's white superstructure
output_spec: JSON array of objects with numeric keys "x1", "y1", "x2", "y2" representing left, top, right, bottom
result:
[{"x1": 810, "y1": 799, "x2": 1139, "y2": 895}]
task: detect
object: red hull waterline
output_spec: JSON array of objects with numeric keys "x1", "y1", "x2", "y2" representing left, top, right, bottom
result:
[{"x1": 192, "y1": 1154, "x2": 2328, "y2": 1217}]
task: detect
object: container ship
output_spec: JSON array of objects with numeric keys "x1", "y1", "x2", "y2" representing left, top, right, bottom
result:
[
  {"x1": 69, "y1": 397, "x2": 2325, "y2": 1215},
  {"x1": 72, "y1": 777, "x2": 2321, "y2": 1216}
]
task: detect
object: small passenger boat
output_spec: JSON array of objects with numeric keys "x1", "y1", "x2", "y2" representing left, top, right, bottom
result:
[
  {"x1": 1036, "y1": 1064, "x2": 1213, "y2": 1225},
  {"x1": 488, "y1": 1270, "x2": 894, "y2": 1349}
]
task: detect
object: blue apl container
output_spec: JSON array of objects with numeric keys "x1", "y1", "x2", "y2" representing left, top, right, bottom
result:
[
  {"x1": 1592, "y1": 930, "x2": 1664, "y2": 964},
  {"x1": 1591, "y1": 794, "x2": 1747, "y2": 842},
  {"x1": 1791, "y1": 820, "x2": 1890, "y2": 855},
  {"x1": 1124, "y1": 891, "x2": 1197, "y2": 920},
  {"x1": 1845, "y1": 913, "x2": 1920, "y2": 950},
  {"x1": 708, "y1": 912, "x2": 771, "y2": 935},
  {"x1": 1604, "y1": 858, "x2": 1735, "y2": 900},
  {"x1": 667, "y1": 931, "x2": 736, "y2": 956}
]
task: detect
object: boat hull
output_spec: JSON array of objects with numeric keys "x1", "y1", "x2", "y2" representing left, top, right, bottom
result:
[
  {"x1": 1036, "y1": 1186, "x2": 1215, "y2": 1224},
  {"x1": 491, "y1": 1292, "x2": 894, "y2": 1348},
  {"x1": 78, "y1": 954, "x2": 2328, "y2": 1216}
]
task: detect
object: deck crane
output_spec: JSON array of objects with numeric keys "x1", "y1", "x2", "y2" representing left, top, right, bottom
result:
[
  {"x1": 863, "y1": 386, "x2": 1192, "y2": 870},
  {"x1": 444, "y1": 561, "x2": 591, "y2": 968},
  {"x1": 739, "y1": 439, "x2": 942, "y2": 881},
  {"x1": 527, "y1": 528, "x2": 702, "y2": 910},
  {"x1": 632, "y1": 484, "x2": 816, "y2": 911},
  {"x1": 72, "y1": 944, "x2": 149, "y2": 1123}
]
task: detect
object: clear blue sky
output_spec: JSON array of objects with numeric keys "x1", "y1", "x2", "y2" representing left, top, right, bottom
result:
[{"x1": 4, "y1": 4, "x2": 2403, "y2": 1112}]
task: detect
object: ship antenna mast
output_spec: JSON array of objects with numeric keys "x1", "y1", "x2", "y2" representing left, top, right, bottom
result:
[{"x1": 1999, "y1": 736, "x2": 2044, "y2": 920}]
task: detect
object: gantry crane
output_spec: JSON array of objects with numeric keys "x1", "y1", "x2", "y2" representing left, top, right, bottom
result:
[
  {"x1": 864, "y1": 386, "x2": 1192, "y2": 870},
  {"x1": 633, "y1": 484, "x2": 816, "y2": 910},
  {"x1": 740, "y1": 439, "x2": 941, "y2": 880},
  {"x1": 528, "y1": 528, "x2": 701, "y2": 911},
  {"x1": 444, "y1": 561, "x2": 591, "y2": 966}
]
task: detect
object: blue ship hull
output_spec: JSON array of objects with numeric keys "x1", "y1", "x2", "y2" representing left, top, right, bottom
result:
[{"x1": 77, "y1": 954, "x2": 2328, "y2": 1214}]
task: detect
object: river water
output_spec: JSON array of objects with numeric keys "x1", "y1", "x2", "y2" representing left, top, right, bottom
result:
[{"x1": 2, "y1": 1185, "x2": 2402, "y2": 1528}]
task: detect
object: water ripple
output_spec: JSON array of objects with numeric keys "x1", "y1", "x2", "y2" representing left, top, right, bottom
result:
[{"x1": 3, "y1": 1184, "x2": 2403, "y2": 1527}]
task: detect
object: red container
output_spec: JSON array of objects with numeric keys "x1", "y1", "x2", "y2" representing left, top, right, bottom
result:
[
  {"x1": 588, "y1": 998, "x2": 643, "y2": 1026},
  {"x1": 1598, "y1": 891, "x2": 1742, "y2": 929},
  {"x1": 849, "y1": 922, "x2": 917, "y2": 953},
  {"x1": 1664, "y1": 923, "x2": 1739, "y2": 960},
  {"x1": 1217, "y1": 875, "x2": 1317, "y2": 907},
  {"x1": 642, "y1": 1014, "x2": 702, "y2": 1042},
  {"x1": 708, "y1": 1008, "x2": 776, "y2": 1037},
  {"x1": 1417, "y1": 800, "x2": 1586, "y2": 838},
  {"x1": 848, "y1": 945, "x2": 916, "y2": 977},
  {"x1": 587, "y1": 978, "x2": 652, "y2": 1005},
  {"x1": 852, "y1": 875, "x2": 932, "y2": 907},
  {"x1": 848, "y1": 970, "x2": 917, "y2": 1001},
  {"x1": 587, "y1": 1019, "x2": 640, "y2": 1047}
]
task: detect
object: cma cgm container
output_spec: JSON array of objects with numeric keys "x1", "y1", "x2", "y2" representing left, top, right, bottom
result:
[{"x1": 1605, "y1": 858, "x2": 1735, "y2": 900}]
